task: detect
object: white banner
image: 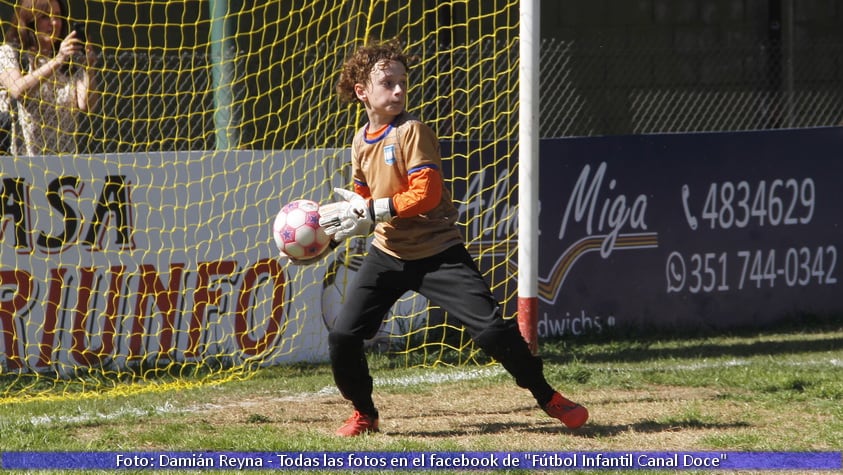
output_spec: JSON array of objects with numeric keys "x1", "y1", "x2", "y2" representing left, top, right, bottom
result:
[{"x1": 0, "y1": 150, "x2": 364, "y2": 374}]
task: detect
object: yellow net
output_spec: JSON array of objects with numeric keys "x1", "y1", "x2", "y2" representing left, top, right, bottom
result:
[{"x1": 0, "y1": 0, "x2": 519, "y2": 401}]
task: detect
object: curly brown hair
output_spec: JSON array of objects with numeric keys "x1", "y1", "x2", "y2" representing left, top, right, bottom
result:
[{"x1": 336, "y1": 38, "x2": 418, "y2": 104}]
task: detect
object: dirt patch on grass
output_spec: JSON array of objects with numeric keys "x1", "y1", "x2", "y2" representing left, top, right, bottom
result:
[
  {"x1": 64, "y1": 370, "x2": 834, "y2": 455},
  {"x1": 177, "y1": 382, "x2": 813, "y2": 451}
]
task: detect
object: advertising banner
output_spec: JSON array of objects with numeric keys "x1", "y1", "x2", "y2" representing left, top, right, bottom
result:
[
  {"x1": 3, "y1": 127, "x2": 840, "y2": 374},
  {"x1": 0, "y1": 150, "x2": 349, "y2": 372},
  {"x1": 533, "y1": 127, "x2": 842, "y2": 337}
]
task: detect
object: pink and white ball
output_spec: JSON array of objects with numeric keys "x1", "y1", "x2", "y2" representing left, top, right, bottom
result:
[{"x1": 272, "y1": 199, "x2": 331, "y2": 261}]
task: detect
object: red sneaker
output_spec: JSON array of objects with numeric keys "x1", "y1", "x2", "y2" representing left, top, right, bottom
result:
[
  {"x1": 335, "y1": 410, "x2": 379, "y2": 437},
  {"x1": 543, "y1": 392, "x2": 588, "y2": 429}
]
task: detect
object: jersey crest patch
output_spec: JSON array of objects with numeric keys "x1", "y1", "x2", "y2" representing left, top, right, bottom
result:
[{"x1": 383, "y1": 144, "x2": 396, "y2": 165}]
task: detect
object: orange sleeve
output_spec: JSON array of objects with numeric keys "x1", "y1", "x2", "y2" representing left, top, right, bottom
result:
[
  {"x1": 392, "y1": 166, "x2": 442, "y2": 217},
  {"x1": 353, "y1": 180, "x2": 372, "y2": 200}
]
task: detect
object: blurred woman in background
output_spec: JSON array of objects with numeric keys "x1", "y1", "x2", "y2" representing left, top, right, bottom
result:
[{"x1": 0, "y1": 0, "x2": 97, "y2": 156}]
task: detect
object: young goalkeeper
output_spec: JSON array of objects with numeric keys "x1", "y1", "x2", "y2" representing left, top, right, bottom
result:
[{"x1": 318, "y1": 38, "x2": 589, "y2": 437}]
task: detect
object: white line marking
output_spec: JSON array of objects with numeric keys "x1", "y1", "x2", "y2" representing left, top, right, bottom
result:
[
  {"x1": 24, "y1": 366, "x2": 506, "y2": 426},
  {"x1": 21, "y1": 358, "x2": 842, "y2": 427}
]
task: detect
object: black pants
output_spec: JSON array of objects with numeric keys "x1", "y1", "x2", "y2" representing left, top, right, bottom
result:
[{"x1": 328, "y1": 244, "x2": 555, "y2": 416}]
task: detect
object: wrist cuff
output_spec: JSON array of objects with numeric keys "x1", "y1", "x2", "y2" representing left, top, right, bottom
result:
[{"x1": 369, "y1": 198, "x2": 395, "y2": 223}]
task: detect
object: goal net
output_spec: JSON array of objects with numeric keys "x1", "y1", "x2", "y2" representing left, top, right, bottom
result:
[{"x1": 0, "y1": 0, "x2": 520, "y2": 400}]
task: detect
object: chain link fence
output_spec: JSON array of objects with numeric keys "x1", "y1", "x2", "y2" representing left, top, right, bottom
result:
[
  {"x1": 86, "y1": 52, "x2": 222, "y2": 154},
  {"x1": 81, "y1": 34, "x2": 843, "y2": 152},
  {"x1": 539, "y1": 37, "x2": 843, "y2": 138}
]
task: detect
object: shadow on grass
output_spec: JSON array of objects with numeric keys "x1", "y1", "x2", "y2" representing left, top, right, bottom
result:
[
  {"x1": 560, "y1": 336, "x2": 843, "y2": 364},
  {"x1": 390, "y1": 401, "x2": 754, "y2": 439},
  {"x1": 397, "y1": 418, "x2": 751, "y2": 438},
  {"x1": 568, "y1": 419, "x2": 752, "y2": 438},
  {"x1": 540, "y1": 319, "x2": 843, "y2": 365}
]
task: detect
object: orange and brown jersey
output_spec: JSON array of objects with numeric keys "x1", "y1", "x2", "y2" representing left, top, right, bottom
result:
[{"x1": 351, "y1": 111, "x2": 463, "y2": 260}]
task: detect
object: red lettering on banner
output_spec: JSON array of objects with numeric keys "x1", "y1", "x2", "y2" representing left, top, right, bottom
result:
[
  {"x1": 70, "y1": 267, "x2": 119, "y2": 366},
  {"x1": 187, "y1": 261, "x2": 237, "y2": 357},
  {"x1": 236, "y1": 258, "x2": 285, "y2": 355},
  {"x1": 5, "y1": 259, "x2": 291, "y2": 370},
  {"x1": 38, "y1": 268, "x2": 65, "y2": 368},
  {"x1": 0, "y1": 269, "x2": 30, "y2": 369},
  {"x1": 129, "y1": 264, "x2": 185, "y2": 357}
]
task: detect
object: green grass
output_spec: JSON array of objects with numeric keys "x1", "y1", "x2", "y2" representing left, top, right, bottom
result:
[{"x1": 1, "y1": 322, "x2": 841, "y2": 474}]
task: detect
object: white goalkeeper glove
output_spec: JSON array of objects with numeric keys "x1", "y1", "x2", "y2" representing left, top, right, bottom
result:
[{"x1": 319, "y1": 188, "x2": 394, "y2": 241}]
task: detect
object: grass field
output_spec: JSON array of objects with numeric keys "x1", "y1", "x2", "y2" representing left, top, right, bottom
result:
[{"x1": 1, "y1": 320, "x2": 841, "y2": 474}]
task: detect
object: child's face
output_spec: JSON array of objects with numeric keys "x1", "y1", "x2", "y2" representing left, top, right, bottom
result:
[{"x1": 356, "y1": 59, "x2": 407, "y2": 119}]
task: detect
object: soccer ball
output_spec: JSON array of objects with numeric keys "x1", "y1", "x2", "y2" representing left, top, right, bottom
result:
[{"x1": 272, "y1": 199, "x2": 331, "y2": 261}]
